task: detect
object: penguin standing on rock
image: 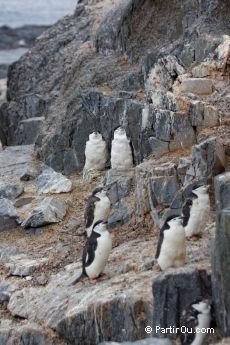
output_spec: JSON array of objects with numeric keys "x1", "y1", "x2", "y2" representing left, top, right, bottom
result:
[
  {"x1": 180, "y1": 299, "x2": 211, "y2": 345},
  {"x1": 182, "y1": 185, "x2": 210, "y2": 240},
  {"x1": 84, "y1": 187, "x2": 111, "y2": 237},
  {"x1": 155, "y1": 215, "x2": 186, "y2": 271},
  {"x1": 72, "y1": 220, "x2": 112, "y2": 285}
]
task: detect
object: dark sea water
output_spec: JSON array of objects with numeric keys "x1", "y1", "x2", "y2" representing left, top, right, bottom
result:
[{"x1": 0, "y1": 0, "x2": 77, "y2": 66}]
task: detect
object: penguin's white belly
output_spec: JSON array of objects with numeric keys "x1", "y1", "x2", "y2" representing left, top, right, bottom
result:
[
  {"x1": 85, "y1": 232, "x2": 112, "y2": 279},
  {"x1": 158, "y1": 229, "x2": 186, "y2": 270},
  {"x1": 192, "y1": 313, "x2": 211, "y2": 345},
  {"x1": 185, "y1": 203, "x2": 210, "y2": 237}
]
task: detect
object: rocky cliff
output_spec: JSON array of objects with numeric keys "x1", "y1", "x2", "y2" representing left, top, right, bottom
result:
[{"x1": 0, "y1": 0, "x2": 230, "y2": 344}]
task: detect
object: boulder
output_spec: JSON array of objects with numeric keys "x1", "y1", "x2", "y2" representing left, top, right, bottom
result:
[
  {"x1": 135, "y1": 161, "x2": 180, "y2": 225},
  {"x1": 192, "y1": 63, "x2": 209, "y2": 78},
  {"x1": 151, "y1": 109, "x2": 195, "y2": 151},
  {"x1": 21, "y1": 197, "x2": 67, "y2": 228},
  {"x1": 152, "y1": 267, "x2": 212, "y2": 338},
  {"x1": 105, "y1": 169, "x2": 134, "y2": 204},
  {"x1": 36, "y1": 166, "x2": 72, "y2": 195},
  {"x1": 108, "y1": 200, "x2": 133, "y2": 228},
  {"x1": 192, "y1": 137, "x2": 226, "y2": 178},
  {"x1": 5, "y1": 257, "x2": 48, "y2": 277},
  {"x1": 0, "y1": 184, "x2": 24, "y2": 200},
  {"x1": 0, "y1": 198, "x2": 19, "y2": 230},
  {"x1": 0, "y1": 322, "x2": 62, "y2": 345},
  {"x1": 212, "y1": 173, "x2": 230, "y2": 336},
  {"x1": 177, "y1": 157, "x2": 193, "y2": 185},
  {"x1": 179, "y1": 78, "x2": 213, "y2": 95},
  {"x1": 0, "y1": 281, "x2": 18, "y2": 308},
  {"x1": 0, "y1": 145, "x2": 39, "y2": 183}
]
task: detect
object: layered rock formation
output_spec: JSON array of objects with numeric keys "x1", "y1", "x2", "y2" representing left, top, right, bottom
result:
[
  {"x1": 0, "y1": 0, "x2": 230, "y2": 344},
  {"x1": 0, "y1": 0, "x2": 229, "y2": 173}
]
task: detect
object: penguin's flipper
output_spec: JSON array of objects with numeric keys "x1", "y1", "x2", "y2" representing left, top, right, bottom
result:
[
  {"x1": 182, "y1": 198, "x2": 193, "y2": 227},
  {"x1": 84, "y1": 196, "x2": 100, "y2": 228}
]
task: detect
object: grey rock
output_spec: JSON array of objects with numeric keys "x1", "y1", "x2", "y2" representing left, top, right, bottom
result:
[
  {"x1": 177, "y1": 157, "x2": 193, "y2": 184},
  {"x1": 152, "y1": 267, "x2": 212, "y2": 338},
  {"x1": 192, "y1": 137, "x2": 226, "y2": 178},
  {"x1": 105, "y1": 169, "x2": 134, "y2": 205},
  {"x1": 188, "y1": 101, "x2": 219, "y2": 131},
  {"x1": 36, "y1": 166, "x2": 72, "y2": 195},
  {"x1": 108, "y1": 201, "x2": 133, "y2": 228},
  {"x1": 213, "y1": 172, "x2": 230, "y2": 213},
  {"x1": 0, "y1": 145, "x2": 40, "y2": 183},
  {"x1": 99, "y1": 339, "x2": 172, "y2": 345},
  {"x1": 0, "y1": 246, "x2": 21, "y2": 260},
  {"x1": 0, "y1": 184, "x2": 24, "y2": 200},
  {"x1": 145, "y1": 55, "x2": 185, "y2": 108},
  {"x1": 135, "y1": 161, "x2": 179, "y2": 224},
  {"x1": 63, "y1": 217, "x2": 83, "y2": 232},
  {"x1": 21, "y1": 197, "x2": 67, "y2": 228},
  {"x1": 0, "y1": 322, "x2": 62, "y2": 345},
  {"x1": 151, "y1": 109, "x2": 195, "y2": 151},
  {"x1": 18, "y1": 117, "x2": 45, "y2": 145},
  {"x1": 149, "y1": 176, "x2": 180, "y2": 208},
  {"x1": 0, "y1": 198, "x2": 19, "y2": 231},
  {"x1": 0, "y1": 282, "x2": 18, "y2": 308},
  {"x1": 8, "y1": 239, "x2": 154, "y2": 344},
  {"x1": 5, "y1": 257, "x2": 48, "y2": 277},
  {"x1": 179, "y1": 78, "x2": 213, "y2": 95},
  {"x1": 14, "y1": 197, "x2": 35, "y2": 208},
  {"x1": 192, "y1": 64, "x2": 209, "y2": 78},
  {"x1": 148, "y1": 138, "x2": 169, "y2": 159},
  {"x1": 212, "y1": 173, "x2": 230, "y2": 336}
]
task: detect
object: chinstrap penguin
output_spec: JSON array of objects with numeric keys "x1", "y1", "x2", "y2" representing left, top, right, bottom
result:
[
  {"x1": 180, "y1": 298, "x2": 211, "y2": 345},
  {"x1": 155, "y1": 215, "x2": 186, "y2": 271},
  {"x1": 182, "y1": 185, "x2": 210, "y2": 239},
  {"x1": 84, "y1": 187, "x2": 111, "y2": 237},
  {"x1": 72, "y1": 220, "x2": 112, "y2": 285}
]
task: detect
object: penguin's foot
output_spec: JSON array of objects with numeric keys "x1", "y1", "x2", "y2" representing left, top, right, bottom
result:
[
  {"x1": 155, "y1": 264, "x2": 162, "y2": 272},
  {"x1": 90, "y1": 278, "x2": 97, "y2": 284}
]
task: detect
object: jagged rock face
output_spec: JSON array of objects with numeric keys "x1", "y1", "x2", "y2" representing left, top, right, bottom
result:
[
  {"x1": 0, "y1": 0, "x2": 229, "y2": 173},
  {"x1": 212, "y1": 173, "x2": 230, "y2": 336},
  {"x1": 152, "y1": 267, "x2": 212, "y2": 339}
]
